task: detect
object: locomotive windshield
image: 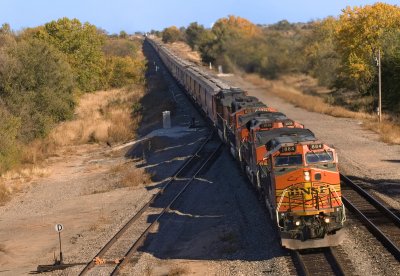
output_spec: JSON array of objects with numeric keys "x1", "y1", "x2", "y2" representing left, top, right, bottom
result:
[
  {"x1": 306, "y1": 151, "x2": 333, "y2": 163},
  {"x1": 274, "y1": 154, "x2": 303, "y2": 167}
]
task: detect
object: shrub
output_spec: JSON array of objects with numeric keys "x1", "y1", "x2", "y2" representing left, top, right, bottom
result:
[
  {"x1": 104, "y1": 56, "x2": 146, "y2": 89},
  {"x1": 0, "y1": 38, "x2": 75, "y2": 142},
  {"x1": 33, "y1": 17, "x2": 106, "y2": 92},
  {"x1": 102, "y1": 38, "x2": 140, "y2": 58},
  {"x1": 162, "y1": 26, "x2": 182, "y2": 43},
  {"x1": 0, "y1": 107, "x2": 21, "y2": 174}
]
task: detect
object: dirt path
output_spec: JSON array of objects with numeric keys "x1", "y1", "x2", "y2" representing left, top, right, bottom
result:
[{"x1": 0, "y1": 145, "x2": 151, "y2": 275}]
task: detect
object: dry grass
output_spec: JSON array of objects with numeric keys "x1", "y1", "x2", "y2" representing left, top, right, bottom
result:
[
  {"x1": 245, "y1": 74, "x2": 400, "y2": 144},
  {"x1": 364, "y1": 121, "x2": 400, "y2": 144},
  {"x1": 108, "y1": 162, "x2": 153, "y2": 189},
  {"x1": 0, "y1": 166, "x2": 50, "y2": 205},
  {"x1": 51, "y1": 87, "x2": 143, "y2": 147},
  {"x1": 1, "y1": 166, "x2": 50, "y2": 181},
  {"x1": 0, "y1": 182, "x2": 10, "y2": 205},
  {"x1": 20, "y1": 86, "x2": 144, "y2": 166},
  {"x1": 165, "y1": 40, "x2": 201, "y2": 65},
  {"x1": 88, "y1": 208, "x2": 111, "y2": 231},
  {"x1": 0, "y1": 85, "x2": 145, "y2": 205},
  {"x1": 119, "y1": 167, "x2": 153, "y2": 188}
]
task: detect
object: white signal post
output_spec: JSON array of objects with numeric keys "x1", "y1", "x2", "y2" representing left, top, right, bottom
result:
[{"x1": 55, "y1": 223, "x2": 64, "y2": 264}]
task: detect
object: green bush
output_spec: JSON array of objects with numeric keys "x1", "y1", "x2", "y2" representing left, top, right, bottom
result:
[
  {"x1": 103, "y1": 56, "x2": 146, "y2": 89},
  {"x1": 162, "y1": 26, "x2": 182, "y2": 43},
  {"x1": 0, "y1": 38, "x2": 75, "y2": 142},
  {"x1": 0, "y1": 107, "x2": 21, "y2": 173},
  {"x1": 0, "y1": 19, "x2": 146, "y2": 174},
  {"x1": 34, "y1": 17, "x2": 106, "y2": 92},
  {"x1": 103, "y1": 38, "x2": 140, "y2": 58}
]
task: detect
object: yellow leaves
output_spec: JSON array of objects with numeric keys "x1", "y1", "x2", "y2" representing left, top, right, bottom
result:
[
  {"x1": 335, "y1": 3, "x2": 400, "y2": 91},
  {"x1": 337, "y1": 3, "x2": 400, "y2": 50},
  {"x1": 213, "y1": 15, "x2": 261, "y2": 38}
]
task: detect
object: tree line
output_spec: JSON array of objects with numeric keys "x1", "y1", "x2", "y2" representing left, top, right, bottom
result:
[
  {"x1": 159, "y1": 3, "x2": 400, "y2": 116},
  {"x1": 0, "y1": 18, "x2": 145, "y2": 173}
]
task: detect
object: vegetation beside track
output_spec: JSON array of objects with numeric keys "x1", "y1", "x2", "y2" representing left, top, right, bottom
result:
[
  {"x1": 155, "y1": 2, "x2": 400, "y2": 144},
  {"x1": 0, "y1": 18, "x2": 146, "y2": 203}
]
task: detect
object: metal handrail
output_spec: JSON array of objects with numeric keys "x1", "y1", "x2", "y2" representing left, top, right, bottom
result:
[{"x1": 275, "y1": 183, "x2": 346, "y2": 227}]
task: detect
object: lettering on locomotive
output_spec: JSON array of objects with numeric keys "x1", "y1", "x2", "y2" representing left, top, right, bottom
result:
[{"x1": 289, "y1": 185, "x2": 327, "y2": 196}]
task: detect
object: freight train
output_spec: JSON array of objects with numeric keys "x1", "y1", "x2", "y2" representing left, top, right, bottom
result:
[{"x1": 146, "y1": 37, "x2": 346, "y2": 249}]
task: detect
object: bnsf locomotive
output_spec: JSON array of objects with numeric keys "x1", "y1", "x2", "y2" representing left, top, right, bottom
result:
[{"x1": 146, "y1": 37, "x2": 346, "y2": 249}]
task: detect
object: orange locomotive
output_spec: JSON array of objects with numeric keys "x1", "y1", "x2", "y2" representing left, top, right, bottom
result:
[
  {"x1": 261, "y1": 128, "x2": 345, "y2": 248},
  {"x1": 146, "y1": 37, "x2": 346, "y2": 250}
]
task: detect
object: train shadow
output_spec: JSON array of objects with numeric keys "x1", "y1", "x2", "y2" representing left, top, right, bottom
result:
[
  {"x1": 123, "y1": 40, "x2": 207, "y2": 185},
  {"x1": 382, "y1": 159, "x2": 400, "y2": 163},
  {"x1": 138, "y1": 150, "x2": 287, "y2": 262},
  {"x1": 119, "y1": 41, "x2": 287, "y2": 263}
]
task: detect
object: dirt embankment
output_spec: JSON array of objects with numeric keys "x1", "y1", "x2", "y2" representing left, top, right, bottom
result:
[
  {"x1": 0, "y1": 83, "x2": 155, "y2": 275},
  {"x1": 0, "y1": 46, "x2": 159, "y2": 274}
]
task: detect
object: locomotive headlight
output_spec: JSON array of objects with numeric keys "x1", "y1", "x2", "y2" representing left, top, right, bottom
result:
[
  {"x1": 295, "y1": 220, "x2": 301, "y2": 226},
  {"x1": 324, "y1": 218, "x2": 330, "y2": 223},
  {"x1": 304, "y1": 171, "x2": 311, "y2": 181}
]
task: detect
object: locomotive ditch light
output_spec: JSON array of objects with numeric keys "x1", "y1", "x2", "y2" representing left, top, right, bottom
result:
[
  {"x1": 295, "y1": 220, "x2": 301, "y2": 226},
  {"x1": 324, "y1": 218, "x2": 330, "y2": 223}
]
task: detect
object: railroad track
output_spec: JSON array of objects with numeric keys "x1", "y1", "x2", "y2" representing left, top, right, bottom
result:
[
  {"x1": 289, "y1": 174, "x2": 400, "y2": 276},
  {"x1": 79, "y1": 132, "x2": 223, "y2": 275},
  {"x1": 291, "y1": 247, "x2": 348, "y2": 276},
  {"x1": 341, "y1": 174, "x2": 400, "y2": 262}
]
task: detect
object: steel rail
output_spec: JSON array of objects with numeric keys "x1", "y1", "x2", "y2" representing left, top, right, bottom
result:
[
  {"x1": 340, "y1": 173, "x2": 400, "y2": 261},
  {"x1": 110, "y1": 142, "x2": 223, "y2": 275},
  {"x1": 292, "y1": 247, "x2": 345, "y2": 276},
  {"x1": 340, "y1": 174, "x2": 400, "y2": 227},
  {"x1": 79, "y1": 132, "x2": 214, "y2": 275},
  {"x1": 342, "y1": 196, "x2": 400, "y2": 261}
]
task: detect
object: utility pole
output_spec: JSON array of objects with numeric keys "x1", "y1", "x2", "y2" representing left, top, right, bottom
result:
[{"x1": 378, "y1": 48, "x2": 382, "y2": 123}]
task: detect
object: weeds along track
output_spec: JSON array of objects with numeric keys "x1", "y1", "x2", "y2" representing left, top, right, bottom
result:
[
  {"x1": 341, "y1": 174, "x2": 400, "y2": 262},
  {"x1": 79, "y1": 132, "x2": 223, "y2": 275}
]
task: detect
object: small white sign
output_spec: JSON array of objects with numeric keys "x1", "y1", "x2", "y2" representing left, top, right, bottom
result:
[{"x1": 55, "y1": 223, "x2": 64, "y2": 232}]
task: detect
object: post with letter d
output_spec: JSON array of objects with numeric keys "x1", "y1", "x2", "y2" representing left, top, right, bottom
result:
[{"x1": 55, "y1": 223, "x2": 64, "y2": 264}]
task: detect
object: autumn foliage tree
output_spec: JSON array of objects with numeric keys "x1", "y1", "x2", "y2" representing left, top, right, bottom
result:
[
  {"x1": 189, "y1": 6, "x2": 400, "y2": 113},
  {"x1": 34, "y1": 18, "x2": 106, "y2": 92},
  {"x1": 197, "y1": 15, "x2": 264, "y2": 72},
  {"x1": 335, "y1": 3, "x2": 400, "y2": 93}
]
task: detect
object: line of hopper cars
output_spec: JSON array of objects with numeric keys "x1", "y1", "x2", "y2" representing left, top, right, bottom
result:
[{"x1": 146, "y1": 37, "x2": 346, "y2": 249}]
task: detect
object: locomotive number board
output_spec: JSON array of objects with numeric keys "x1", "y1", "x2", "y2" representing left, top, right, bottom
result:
[
  {"x1": 308, "y1": 144, "x2": 323, "y2": 150},
  {"x1": 280, "y1": 146, "x2": 296, "y2": 153}
]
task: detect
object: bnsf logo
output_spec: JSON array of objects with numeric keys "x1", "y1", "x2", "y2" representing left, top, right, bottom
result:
[{"x1": 288, "y1": 186, "x2": 327, "y2": 196}]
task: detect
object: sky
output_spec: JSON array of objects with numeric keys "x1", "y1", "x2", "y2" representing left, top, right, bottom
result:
[{"x1": 1, "y1": 0, "x2": 399, "y2": 34}]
